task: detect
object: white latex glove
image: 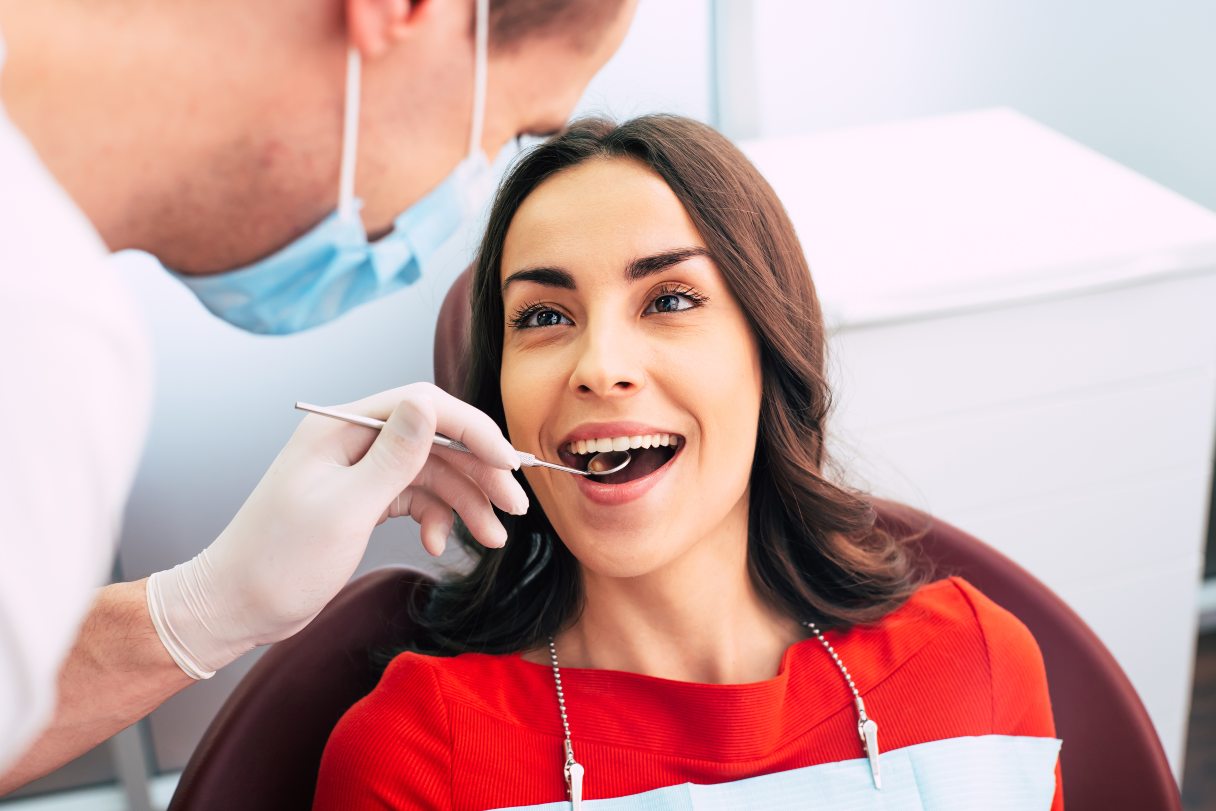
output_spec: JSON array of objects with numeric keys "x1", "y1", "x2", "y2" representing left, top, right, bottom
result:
[{"x1": 146, "y1": 383, "x2": 528, "y2": 679}]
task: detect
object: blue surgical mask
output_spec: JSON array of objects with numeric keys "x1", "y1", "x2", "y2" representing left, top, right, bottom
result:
[{"x1": 172, "y1": 0, "x2": 493, "y2": 334}]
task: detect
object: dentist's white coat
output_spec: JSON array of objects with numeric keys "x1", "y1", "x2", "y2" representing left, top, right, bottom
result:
[{"x1": 0, "y1": 29, "x2": 152, "y2": 772}]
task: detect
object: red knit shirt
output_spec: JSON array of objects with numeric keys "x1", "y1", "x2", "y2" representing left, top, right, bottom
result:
[{"x1": 313, "y1": 577, "x2": 1063, "y2": 810}]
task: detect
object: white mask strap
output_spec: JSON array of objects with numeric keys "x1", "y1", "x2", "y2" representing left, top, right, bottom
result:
[
  {"x1": 338, "y1": 0, "x2": 479, "y2": 219},
  {"x1": 338, "y1": 46, "x2": 363, "y2": 221},
  {"x1": 468, "y1": 0, "x2": 488, "y2": 158}
]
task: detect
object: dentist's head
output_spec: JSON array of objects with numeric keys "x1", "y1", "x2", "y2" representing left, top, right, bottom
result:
[{"x1": 0, "y1": 0, "x2": 634, "y2": 330}]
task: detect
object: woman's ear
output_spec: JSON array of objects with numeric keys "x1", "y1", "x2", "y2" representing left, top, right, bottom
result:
[{"x1": 345, "y1": 0, "x2": 430, "y2": 59}]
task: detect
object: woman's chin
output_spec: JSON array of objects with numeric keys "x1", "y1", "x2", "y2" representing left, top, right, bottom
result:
[
  {"x1": 558, "y1": 508, "x2": 708, "y2": 576},
  {"x1": 564, "y1": 543, "x2": 679, "y2": 581}
]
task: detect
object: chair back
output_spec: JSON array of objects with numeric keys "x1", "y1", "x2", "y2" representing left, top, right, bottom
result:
[
  {"x1": 167, "y1": 567, "x2": 434, "y2": 811},
  {"x1": 875, "y1": 501, "x2": 1180, "y2": 809}
]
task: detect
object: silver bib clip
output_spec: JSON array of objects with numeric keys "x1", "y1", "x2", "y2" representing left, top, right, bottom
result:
[{"x1": 858, "y1": 710, "x2": 881, "y2": 789}]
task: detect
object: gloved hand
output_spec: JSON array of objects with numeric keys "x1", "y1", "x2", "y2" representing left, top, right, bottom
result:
[{"x1": 145, "y1": 383, "x2": 528, "y2": 679}]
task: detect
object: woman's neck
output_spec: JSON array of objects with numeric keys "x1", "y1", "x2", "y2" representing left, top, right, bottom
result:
[{"x1": 546, "y1": 506, "x2": 807, "y2": 685}]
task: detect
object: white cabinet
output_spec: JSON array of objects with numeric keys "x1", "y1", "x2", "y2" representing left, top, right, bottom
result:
[{"x1": 743, "y1": 108, "x2": 1216, "y2": 778}]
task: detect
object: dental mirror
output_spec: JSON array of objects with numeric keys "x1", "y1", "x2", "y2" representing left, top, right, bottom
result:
[
  {"x1": 294, "y1": 402, "x2": 632, "y2": 478},
  {"x1": 583, "y1": 450, "x2": 632, "y2": 477}
]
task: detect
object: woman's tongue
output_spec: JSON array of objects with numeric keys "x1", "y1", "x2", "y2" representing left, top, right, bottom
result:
[{"x1": 595, "y1": 445, "x2": 672, "y2": 486}]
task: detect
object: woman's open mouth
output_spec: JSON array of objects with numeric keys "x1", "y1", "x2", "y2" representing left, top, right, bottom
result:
[{"x1": 558, "y1": 432, "x2": 683, "y2": 486}]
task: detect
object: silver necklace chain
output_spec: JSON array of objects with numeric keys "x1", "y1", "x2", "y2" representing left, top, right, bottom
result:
[
  {"x1": 547, "y1": 637, "x2": 586, "y2": 807},
  {"x1": 802, "y1": 620, "x2": 882, "y2": 790},
  {"x1": 547, "y1": 622, "x2": 882, "y2": 809}
]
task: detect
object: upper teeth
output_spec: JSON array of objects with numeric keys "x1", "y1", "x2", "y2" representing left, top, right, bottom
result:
[{"x1": 567, "y1": 434, "x2": 679, "y2": 455}]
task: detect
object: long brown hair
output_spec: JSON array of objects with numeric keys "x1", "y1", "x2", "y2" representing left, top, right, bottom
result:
[{"x1": 414, "y1": 115, "x2": 927, "y2": 655}]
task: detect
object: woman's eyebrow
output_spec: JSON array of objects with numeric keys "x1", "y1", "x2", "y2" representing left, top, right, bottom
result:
[
  {"x1": 501, "y1": 267, "x2": 576, "y2": 292},
  {"x1": 626, "y1": 247, "x2": 709, "y2": 280},
  {"x1": 501, "y1": 247, "x2": 709, "y2": 292}
]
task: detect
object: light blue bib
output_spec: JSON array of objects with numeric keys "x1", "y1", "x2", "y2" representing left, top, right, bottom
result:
[{"x1": 492, "y1": 734, "x2": 1061, "y2": 811}]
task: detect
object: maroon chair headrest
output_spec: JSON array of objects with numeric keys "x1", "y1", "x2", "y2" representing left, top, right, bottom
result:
[
  {"x1": 168, "y1": 568, "x2": 435, "y2": 811},
  {"x1": 434, "y1": 267, "x2": 475, "y2": 398},
  {"x1": 873, "y1": 499, "x2": 1180, "y2": 810}
]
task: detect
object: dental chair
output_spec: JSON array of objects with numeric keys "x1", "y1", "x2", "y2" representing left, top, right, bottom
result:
[
  {"x1": 166, "y1": 270, "x2": 1180, "y2": 810},
  {"x1": 166, "y1": 566, "x2": 435, "y2": 811}
]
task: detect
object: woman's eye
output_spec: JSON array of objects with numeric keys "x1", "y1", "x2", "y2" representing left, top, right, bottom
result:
[
  {"x1": 645, "y1": 292, "x2": 697, "y2": 314},
  {"x1": 521, "y1": 308, "x2": 571, "y2": 328}
]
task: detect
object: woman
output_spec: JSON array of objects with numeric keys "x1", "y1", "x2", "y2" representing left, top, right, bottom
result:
[{"x1": 313, "y1": 115, "x2": 1063, "y2": 810}]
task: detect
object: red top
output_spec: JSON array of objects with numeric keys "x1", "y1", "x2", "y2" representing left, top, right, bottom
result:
[{"x1": 313, "y1": 577, "x2": 1063, "y2": 810}]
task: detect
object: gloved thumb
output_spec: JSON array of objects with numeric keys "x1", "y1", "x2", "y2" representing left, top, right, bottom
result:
[{"x1": 348, "y1": 396, "x2": 437, "y2": 503}]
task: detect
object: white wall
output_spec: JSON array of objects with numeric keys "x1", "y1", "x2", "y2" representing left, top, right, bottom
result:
[
  {"x1": 745, "y1": 0, "x2": 1216, "y2": 211},
  {"x1": 577, "y1": 0, "x2": 712, "y2": 123}
]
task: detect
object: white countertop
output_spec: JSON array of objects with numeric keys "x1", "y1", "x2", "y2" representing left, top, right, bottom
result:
[{"x1": 741, "y1": 108, "x2": 1216, "y2": 327}]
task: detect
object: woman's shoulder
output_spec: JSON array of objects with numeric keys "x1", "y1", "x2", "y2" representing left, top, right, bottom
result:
[
  {"x1": 384, "y1": 647, "x2": 555, "y2": 709},
  {"x1": 338, "y1": 648, "x2": 558, "y2": 739},
  {"x1": 865, "y1": 575, "x2": 1043, "y2": 658},
  {"x1": 314, "y1": 651, "x2": 544, "y2": 809},
  {"x1": 834, "y1": 576, "x2": 1056, "y2": 738},
  {"x1": 913, "y1": 576, "x2": 1046, "y2": 669},
  {"x1": 372, "y1": 648, "x2": 474, "y2": 699},
  {"x1": 318, "y1": 652, "x2": 474, "y2": 755},
  {"x1": 313, "y1": 653, "x2": 455, "y2": 808}
]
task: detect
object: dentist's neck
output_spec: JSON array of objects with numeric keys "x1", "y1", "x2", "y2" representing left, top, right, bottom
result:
[{"x1": 559, "y1": 499, "x2": 806, "y2": 684}]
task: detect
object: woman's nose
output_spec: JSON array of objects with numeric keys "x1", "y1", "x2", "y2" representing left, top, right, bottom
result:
[{"x1": 568, "y1": 327, "x2": 646, "y2": 398}]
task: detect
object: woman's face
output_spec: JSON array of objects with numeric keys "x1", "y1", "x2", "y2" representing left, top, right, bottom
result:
[{"x1": 499, "y1": 157, "x2": 762, "y2": 578}]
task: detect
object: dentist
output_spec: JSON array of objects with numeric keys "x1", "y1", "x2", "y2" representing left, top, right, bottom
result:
[{"x1": 0, "y1": 0, "x2": 634, "y2": 792}]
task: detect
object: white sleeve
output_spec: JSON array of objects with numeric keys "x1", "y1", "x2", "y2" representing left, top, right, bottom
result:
[{"x1": 0, "y1": 56, "x2": 152, "y2": 771}]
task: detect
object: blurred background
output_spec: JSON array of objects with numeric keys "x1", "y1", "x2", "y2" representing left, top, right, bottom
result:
[{"x1": 4, "y1": 0, "x2": 1215, "y2": 808}]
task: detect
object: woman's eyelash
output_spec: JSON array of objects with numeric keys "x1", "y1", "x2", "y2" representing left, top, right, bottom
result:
[
  {"x1": 652, "y1": 283, "x2": 709, "y2": 305},
  {"x1": 508, "y1": 302, "x2": 564, "y2": 329},
  {"x1": 644, "y1": 283, "x2": 709, "y2": 315},
  {"x1": 508, "y1": 284, "x2": 709, "y2": 330},
  {"x1": 507, "y1": 302, "x2": 539, "y2": 328}
]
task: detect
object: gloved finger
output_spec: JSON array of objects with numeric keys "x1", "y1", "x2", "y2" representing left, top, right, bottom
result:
[
  {"x1": 423, "y1": 385, "x2": 520, "y2": 471},
  {"x1": 414, "y1": 455, "x2": 508, "y2": 549},
  {"x1": 377, "y1": 486, "x2": 412, "y2": 525},
  {"x1": 402, "y1": 488, "x2": 456, "y2": 557},
  {"x1": 342, "y1": 383, "x2": 519, "y2": 471},
  {"x1": 348, "y1": 396, "x2": 437, "y2": 504},
  {"x1": 432, "y1": 445, "x2": 529, "y2": 516}
]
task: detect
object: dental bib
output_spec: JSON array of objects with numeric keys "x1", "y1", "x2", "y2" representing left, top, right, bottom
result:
[{"x1": 492, "y1": 734, "x2": 1062, "y2": 810}]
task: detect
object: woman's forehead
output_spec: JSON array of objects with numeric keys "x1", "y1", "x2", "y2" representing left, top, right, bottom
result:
[{"x1": 500, "y1": 157, "x2": 706, "y2": 284}]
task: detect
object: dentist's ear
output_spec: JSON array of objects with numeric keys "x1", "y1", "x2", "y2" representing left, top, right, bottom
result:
[{"x1": 346, "y1": 0, "x2": 429, "y2": 58}]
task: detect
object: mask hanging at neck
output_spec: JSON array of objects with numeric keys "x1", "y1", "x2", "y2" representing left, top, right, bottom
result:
[{"x1": 170, "y1": 0, "x2": 495, "y2": 335}]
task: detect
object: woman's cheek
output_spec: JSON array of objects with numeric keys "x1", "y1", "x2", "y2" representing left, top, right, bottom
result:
[
  {"x1": 499, "y1": 354, "x2": 527, "y2": 442},
  {"x1": 501, "y1": 352, "x2": 555, "y2": 441},
  {"x1": 699, "y1": 328, "x2": 762, "y2": 459}
]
